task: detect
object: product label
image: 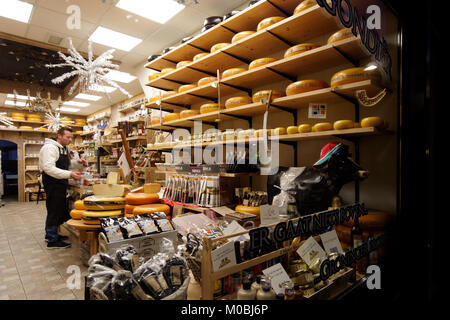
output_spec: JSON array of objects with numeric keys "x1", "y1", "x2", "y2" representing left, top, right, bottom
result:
[
  {"x1": 260, "y1": 205, "x2": 281, "y2": 226},
  {"x1": 308, "y1": 103, "x2": 327, "y2": 119},
  {"x1": 262, "y1": 263, "x2": 293, "y2": 296},
  {"x1": 211, "y1": 241, "x2": 237, "y2": 272},
  {"x1": 297, "y1": 236, "x2": 327, "y2": 267},
  {"x1": 320, "y1": 229, "x2": 344, "y2": 254}
]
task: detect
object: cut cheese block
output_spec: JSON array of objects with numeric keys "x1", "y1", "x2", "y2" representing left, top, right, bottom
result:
[
  {"x1": 284, "y1": 43, "x2": 320, "y2": 58},
  {"x1": 327, "y1": 28, "x2": 355, "y2": 45},
  {"x1": 161, "y1": 91, "x2": 177, "y2": 98},
  {"x1": 198, "y1": 77, "x2": 217, "y2": 87},
  {"x1": 164, "y1": 113, "x2": 180, "y2": 122},
  {"x1": 361, "y1": 117, "x2": 385, "y2": 129},
  {"x1": 200, "y1": 103, "x2": 219, "y2": 114},
  {"x1": 11, "y1": 112, "x2": 25, "y2": 118},
  {"x1": 133, "y1": 203, "x2": 171, "y2": 217},
  {"x1": 81, "y1": 210, "x2": 124, "y2": 224},
  {"x1": 225, "y1": 96, "x2": 252, "y2": 109},
  {"x1": 211, "y1": 43, "x2": 230, "y2": 53},
  {"x1": 125, "y1": 204, "x2": 138, "y2": 215},
  {"x1": 106, "y1": 172, "x2": 120, "y2": 185},
  {"x1": 257, "y1": 17, "x2": 284, "y2": 31},
  {"x1": 161, "y1": 68, "x2": 176, "y2": 75},
  {"x1": 330, "y1": 67, "x2": 382, "y2": 87},
  {"x1": 249, "y1": 57, "x2": 277, "y2": 70},
  {"x1": 193, "y1": 53, "x2": 209, "y2": 61},
  {"x1": 148, "y1": 73, "x2": 160, "y2": 81},
  {"x1": 286, "y1": 80, "x2": 329, "y2": 96},
  {"x1": 70, "y1": 209, "x2": 85, "y2": 220},
  {"x1": 178, "y1": 84, "x2": 197, "y2": 93},
  {"x1": 231, "y1": 31, "x2": 255, "y2": 43},
  {"x1": 144, "y1": 183, "x2": 161, "y2": 194},
  {"x1": 235, "y1": 205, "x2": 260, "y2": 216},
  {"x1": 93, "y1": 184, "x2": 131, "y2": 197},
  {"x1": 222, "y1": 68, "x2": 246, "y2": 78},
  {"x1": 19, "y1": 126, "x2": 33, "y2": 130},
  {"x1": 255, "y1": 129, "x2": 272, "y2": 137},
  {"x1": 293, "y1": 0, "x2": 316, "y2": 15},
  {"x1": 273, "y1": 127, "x2": 286, "y2": 135},
  {"x1": 333, "y1": 120, "x2": 354, "y2": 130},
  {"x1": 252, "y1": 90, "x2": 285, "y2": 103},
  {"x1": 287, "y1": 126, "x2": 299, "y2": 134},
  {"x1": 176, "y1": 60, "x2": 192, "y2": 69},
  {"x1": 83, "y1": 196, "x2": 126, "y2": 211},
  {"x1": 74, "y1": 200, "x2": 86, "y2": 210},
  {"x1": 125, "y1": 193, "x2": 159, "y2": 205},
  {"x1": 180, "y1": 110, "x2": 200, "y2": 118},
  {"x1": 312, "y1": 122, "x2": 333, "y2": 132}
]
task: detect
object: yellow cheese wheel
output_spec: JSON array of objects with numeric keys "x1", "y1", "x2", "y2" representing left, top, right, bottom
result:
[
  {"x1": 161, "y1": 68, "x2": 176, "y2": 75},
  {"x1": 11, "y1": 113, "x2": 25, "y2": 118},
  {"x1": 70, "y1": 209, "x2": 85, "y2": 220},
  {"x1": 231, "y1": 31, "x2": 255, "y2": 43},
  {"x1": 81, "y1": 210, "x2": 124, "y2": 224},
  {"x1": 133, "y1": 203, "x2": 171, "y2": 217},
  {"x1": 294, "y1": 0, "x2": 316, "y2": 15},
  {"x1": 225, "y1": 96, "x2": 253, "y2": 109},
  {"x1": 149, "y1": 96, "x2": 161, "y2": 104},
  {"x1": 125, "y1": 213, "x2": 135, "y2": 218},
  {"x1": 178, "y1": 84, "x2": 197, "y2": 93},
  {"x1": 164, "y1": 113, "x2": 180, "y2": 122},
  {"x1": 287, "y1": 126, "x2": 299, "y2": 134},
  {"x1": 75, "y1": 130, "x2": 83, "y2": 134},
  {"x1": 151, "y1": 117, "x2": 162, "y2": 125},
  {"x1": 148, "y1": 73, "x2": 160, "y2": 81},
  {"x1": 257, "y1": 17, "x2": 285, "y2": 31},
  {"x1": 19, "y1": 126, "x2": 33, "y2": 130},
  {"x1": 333, "y1": 120, "x2": 355, "y2": 130},
  {"x1": 330, "y1": 67, "x2": 382, "y2": 87},
  {"x1": 161, "y1": 91, "x2": 177, "y2": 98},
  {"x1": 12, "y1": 117, "x2": 25, "y2": 121},
  {"x1": 176, "y1": 60, "x2": 192, "y2": 69},
  {"x1": 222, "y1": 68, "x2": 247, "y2": 78},
  {"x1": 252, "y1": 90, "x2": 285, "y2": 103},
  {"x1": 83, "y1": 196, "x2": 126, "y2": 211},
  {"x1": 235, "y1": 205, "x2": 260, "y2": 216},
  {"x1": 298, "y1": 124, "x2": 312, "y2": 133},
  {"x1": 125, "y1": 204, "x2": 138, "y2": 215},
  {"x1": 27, "y1": 116, "x2": 41, "y2": 122},
  {"x1": 198, "y1": 77, "x2": 217, "y2": 87},
  {"x1": 193, "y1": 53, "x2": 209, "y2": 61},
  {"x1": 74, "y1": 200, "x2": 86, "y2": 210},
  {"x1": 286, "y1": 80, "x2": 329, "y2": 96},
  {"x1": 273, "y1": 127, "x2": 286, "y2": 135},
  {"x1": 180, "y1": 110, "x2": 200, "y2": 118},
  {"x1": 200, "y1": 103, "x2": 220, "y2": 114},
  {"x1": 255, "y1": 129, "x2": 272, "y2": 137},
  {"x1": 125, "y1": 193, "x2": 159, "y2": 205},
  {"x1": 327, "y1": 28, "x2": 355, "y2": 45},
  {"x1": 37, "y1": 128, "x2": 48, "y2": 132},
  {"x1": 312, "y1": 122, "x2": 333, "y2": 132},
  {"x1": 249, "y1": 57, "x2": 277, "y2": 70},
  {"x1": 75, "y1": 119, "x2": 86, "y2": 124},
  {"x1": 211, "y1": 43, "x2": 230, "y2": 53},
  {"x1": 284, "y1": 43, "x2": 320, "y2": 58},
  {"x1": 361, "y1": 117, "x2": 385, "y2": 129}
]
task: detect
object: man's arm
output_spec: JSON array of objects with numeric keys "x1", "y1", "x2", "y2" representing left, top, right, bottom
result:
[{"x1": 39, "y1": 145, "x2": 72, "y2": 179}]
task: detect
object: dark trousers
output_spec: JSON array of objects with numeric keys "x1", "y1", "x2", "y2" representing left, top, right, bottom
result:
[{"x1": 44, "y1": 182, "x2": 69, "y2": 242}]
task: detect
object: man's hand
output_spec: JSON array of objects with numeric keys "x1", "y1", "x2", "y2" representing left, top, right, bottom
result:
[
  {"x1": 78, "y1": 159, "x2": 88, "y2": 167},
  {"x1": 70, "y1": 171, "x2": 83, "y2": 180}
]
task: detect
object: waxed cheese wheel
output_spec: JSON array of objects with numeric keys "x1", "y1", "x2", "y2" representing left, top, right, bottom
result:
[
  {"x1": 284, "y1": 43, "x2": 320, "y2": 58},
  {"x1": 161, "y1": 68, "x2": 176, "y2": 75},
  {"x1": 330, "y1": 67, "x2": 382, "y2": 87},
  {"x1": 178, "y1": 84, "x2": 197, "y2": 93},
  {"x1": 231, "y1": 31, "x2": 255, "y2": 43},
  {"x1": 252, "y1": 90, "x2": 285, "y2": 103},
  {"x1": 176, "y1": 60, "x2": 192, "y2": 69},
  {"x1": 257, "y1": 17, "x2": 285, "y2": 31},
  {"x1": 27, "y1": 115, "x2": 41, "y2": 122},
  {"x1": 37, "y1": 128, "x2": 48, "y2": 132},
  {"x1": 249, "y1": 57, "x2": 277, "y2": 70},
  {"x1": 198, "y1": 77, "x2": 217, "y2": 87},
  {"x1": 125, "y1": 193, "x2": 159, "y2": 205},
  {"x1": 286, "y1": 80, "x2": 329, "y2": 96},
  {"x1": 273, "y1": 127, "x2": 286, "y2": 135},
  {"x1": 151, "y1": 117, "x2": 162, "y2": 125},
  {"x1": 255, "y1": 129, "x2": 272, "y2": 137},
  {"x1": 148, "y1": 73, "x2": 160, "y2": 81},
  {"x1": 83, "y1": 196, "x2": 126, "y2": 211},
  {"x1": 133, "y1": 203, "x2": 171, "y2": 217},
  {"x1": 327, "y1": 28, "x2": 355, "y2": 45},
  {"x1": 360, "y1": 116, "x2": 385, "y2": 128},
  {"x1": 235, "y1": 205, "x2": 260, "y2": 216},
  {"x1": 312, "y1": 122, "x2": 333, "y2": 132},
  {"x1": 211, "y1": 43, "x2": 230, "y2": 53},
  {"x1": 287, "y1": 126, "x2": 299, "y2": 134},
  {"x1": 164, "y1": 113, "x2": 180, "y2": 122},
  {"x1": 12, "y1": 117, "x2": 25, "y2": 121},
  {"x1": 222, "y1": 68, "x2": 246, "y2": 78},
  {"x1": 74, "y1": 200, "x2": 86, "y2": 210},
  {"x1": 193, "y1": 53, "x2": 209, "y2": 61},
  {"x1": 19, "y1": 126, "x2": 33, "y2": 130},
  {"x1": 333, "y1": 120, "x2": 354, "y2": 130},
  {"x1": 11, "y1": 112, "x2": 25, "y2": 118},
  {"x1": 180, "y1": 110, "x2": 200, "y2": 118},
  {"x1": 161, "y1": 91, "x2": 177, "y2": 98},
  {"x1": 82, "y1": 210, "x2": 124, "y2": 225},
  {"x1": 294, "y1": 0, "x2": 316, "y2": 15},
  {"x1": 200, "y1": 103, "x2": 219, "y2": 114},
  {"x1": 298, "y1": 124, "x2": 312, "y2": 133},
  {"x1": 225, "y1": 96, "x2": 252, "y2": 109},
  {"x1": 125, "y1": 204, "x2": 138, "y2": 215},
  {"x1": 70, "y1": 209, "x2": 85, "y2": 220}
]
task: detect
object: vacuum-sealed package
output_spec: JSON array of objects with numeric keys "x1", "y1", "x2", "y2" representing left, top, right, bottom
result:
[
  {"x1": 100, "y1": 217, "x2": 124, "y2": 242},
  {"x1": 135, "y1": 214, "x2": 160, "y2": 235},
  {"x1": 151, "y1": 212, "x2": 175, "y2": 232},
  {"x1": 119, "y1": 217, "x2": 144, "y2": 238},
  {"x1": 134, "y1": 261, "x2": 170, "y2": 299},
  {"x1": 163, "y1": 256, "x2": 186, "y2": 288},
  {"x1": 88, "y1": 253, "x2": 123, "y2": 271},
  {"x1": 115, "y1": 245, "x2": 140, "y2": 272},
  {"x1": 111, "y1": 270, "x2": 152, "y2": 300}
]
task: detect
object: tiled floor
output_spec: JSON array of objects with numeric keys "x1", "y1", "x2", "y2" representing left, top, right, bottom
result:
[{"x1": 0, "y1": 198, "x2": 88, "y2": 300}]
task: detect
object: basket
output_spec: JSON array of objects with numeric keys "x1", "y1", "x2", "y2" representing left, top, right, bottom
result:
[
  {"x1": 183, "y1": 233, "x2": 202, "y2": 283},
  {"x1": 162, "y1": 273, "x2": 190, "y2": 300}
]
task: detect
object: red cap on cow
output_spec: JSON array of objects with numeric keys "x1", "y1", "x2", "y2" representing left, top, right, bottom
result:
[{"x1": 320, "y1": 142, "x2": 339, "y2": 159}]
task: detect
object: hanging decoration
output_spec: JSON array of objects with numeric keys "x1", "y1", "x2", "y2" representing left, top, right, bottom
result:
[
  {"x1": 37, "y1": 110, "x2": 74, "y2": 133},
  {"x1": 355, "y1": 89, "x2": 387, "y2": 107},
  {"x1": 45, "y1": 38, "x2": 132, "y2": 99},
  {"x1": 0, "y1": 112, "x2": 15, "y2": 128},
  {"x1": 11, "y1": 89, "x2": 63, "y2": 113}
]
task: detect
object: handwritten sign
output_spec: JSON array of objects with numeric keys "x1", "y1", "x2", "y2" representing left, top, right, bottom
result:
[
  {"x1": 320, "y1": 229, "x2": 343, "y2": 254},
  {"x1": 260, "y1": 205, "x2": 281, "y2": 226}
]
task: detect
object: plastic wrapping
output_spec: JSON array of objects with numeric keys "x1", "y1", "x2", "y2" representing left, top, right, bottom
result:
[
  {"x1": 115, "y1": 245, "x2": 140, "y2": 272},
  {"x1": 272, "y1": 167, "x2": 305, "y2": 215},
  {"x1": 134, "y1": 214, "x2": 159, "y2": 235},
  {"x1": 100, "y1": 217, "x2": 124, "y2": 242},
  {"x1": 119, "y1": 217, "x2": 144, "y2": 238}
]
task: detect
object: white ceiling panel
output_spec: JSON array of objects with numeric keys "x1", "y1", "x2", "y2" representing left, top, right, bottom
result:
[
  {"x1": 192, "y1": 0, "x2": 249, "y2": 17},
  {"x1": 119, "y1": 52, "x2": 148, "y2": 68},
  {"x1": 0, "y1": 17, "x2": 29, "y2": 37},
  {"x1": 77, "y1": 40, "x2": 129, "y2": 61},
  {"x1": 25, "y1": 25, "x2": 84, "y2": 49}
]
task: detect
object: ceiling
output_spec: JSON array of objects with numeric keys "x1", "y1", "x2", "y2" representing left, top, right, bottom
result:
[{"x1": 0, "y1": 0, "x2": 250, "y2": 115}]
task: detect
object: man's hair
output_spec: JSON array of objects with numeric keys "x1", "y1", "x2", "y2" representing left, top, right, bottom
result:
[{"x1": 57, "y1": 126, "x2": 73, "y2": 136}]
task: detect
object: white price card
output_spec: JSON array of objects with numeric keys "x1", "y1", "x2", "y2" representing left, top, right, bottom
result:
[
  {"x1": 211, "y1": 206, "x2": 236, "y2": 217},
  {"x1": 296, "y1": 236, "x2": 327, "y2": 267},
  {"x1": 320, "y1": 229, "x2": 344, "y2": 255},
  {"x1": 211, "y1": 241, "x2": 237, "y2": 272},
  {"x1": 260, "y1": 205, "x2": 281, "y2": 226},
  {"x1": 308, "y1": 103, "x2": 327, "y2": 119},
  {"x1": 262, "y1": 263, "x2": 293, "y2": 295},
  {"x1": 222, "y1": 220, "x2": 249, "y2": 242},
  {"x1": 117, "y1": 152, "x2": 131, "y2": 178}
]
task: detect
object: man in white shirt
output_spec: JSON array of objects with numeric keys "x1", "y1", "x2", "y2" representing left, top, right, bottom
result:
[{"x1": 39, "y1": 127, "x2": 87, "y2": 249}]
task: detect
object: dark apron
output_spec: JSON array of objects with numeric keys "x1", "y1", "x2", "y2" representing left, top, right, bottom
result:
[{"x1": 42, "y1": 145, "x2": 70, "y2": 226}]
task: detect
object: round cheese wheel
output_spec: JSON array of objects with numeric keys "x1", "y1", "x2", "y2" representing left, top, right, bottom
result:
[
  {"x1": 75, "y1": 119, "x2": 86, "y2": 124},
  {"x1": 298, "y1": 124, "x2": 312, "y2": 133},
  {"x1": 330, "y1": 67, "x2": 382, "y2": 87},
  {"x1": 70, "y1": 209, "x2": 85, "y2": 220},
  {"x1": 284, "y1": 43, "x2": 320, "y2": 58},
  {"x1": 211, "y1": 43, "x2": 230, "y2": 53},
  {"x1": 124, "y1": 213, "x2": 135, "y2": 218},
  {"x1": 178, "y1": 84, "x2": 197, "y2": 93},
  {"x1": 12, "y1": 117, "x2": 25, "y2": 121},
  {"x1": 151, "y1": 117, "x2": 162, "y2": 125},
  {"x1": 125, "y1": 204, "x2": 138, "y2": 215},
  {"x1": 252, "y1": 90, "x2": 285, "y2": 103},
  {"x1": 180, "y1": 109, "x2": 200, "y2": 118},
  {"x1": 27, "y1": 116, "x2": 41, "y2": 122},
  {"x1": 249, "y1": 57, "x2": 277, "y2": 70},
  {"x1": 200, "y1": 103, "x2": 219, "y2": 114},
  {"x1": 235, "y1": 205, "x2": 260, "y2": 216},
  {"x1": 11, "y1": 113, "x2": 25, "y2": 118},
  {"x1": 81, "y1": 210, "x2": 124, "y2": 224},
  {"x1": 225, "y1": 96, "x2": 252, "y2": 109},
  {"x1": 273, "y1": 127, "x2": 286, "y2": 135},
  {"x1": 74, "y1": 200, "x2": 86, "y2": 210},
  {"x1": 333, "y1": 120, "x2": 354, "y2": 130},
  {"x1": 255, "y1": 129, "x2": 272, "y2": 137},
  {"x1": 257, "y1": 17, "x2": 285, "y2": 31},
  {"x1": 62, "y1": 117, "x2": 72, "y2": 121},
  {"x1": 287, "y1": 126, "x2": 299, "y2": 134},
  {"x1": 161, "y1": 68, "x2": 176, "y2": 75},
  {"x1": 231, "y1": 31, "x2": 255, "y2": 43},
  {"x1": 125, "y1": 193, "x2": 159, "y2": 205},
  {"x1": 133, "y1": 203, "x2": 171, "y2": 217},
  {"x1": 193, "y1": 53, "x2": 209, "y2": 61},
  {"x1": 37, "y1": 128, "x2": 48, "y2": 132},
  {"x1": 327, "y1": 28, "x2": 355, "y2": 45},
  {"x1": 198, "y1": 77, "x2": 217, "y2": 87},
  {"x1": 286, "y1": 80, "x2": 329, "y2": 96},
  {"x1": 361, "y1": 116, "x2": 384, "y2": 128},
  {"x1": 312, "y1": 122, "x2": 333, "y2": 132},
  {"x1": 294, "y1": 0, "x2": 316, "y2": 15},
  {"x1": 161, "y1": 91, "x2": 177, "y2": 98},
  {"x1": 83, "y1": 196, "x2": 126, "y2": 211},
  {"x1": 222, "y1": 68, "x2": 246, "y2": 78},
  {"x1": 164, "y1": 113, "x2": 180, "y2": 122},
  {"x1": 75, "y1": 130, "x2": 83, "y2": 134},
  {"x1": 176, "y1": 60, "x2": 192, "y2": 69},
  {"x1": 19, "y1": 126, "x2": 33, "y2": 130},
  {"x1": 149, "y1": 96, "x2": 161, "y2": 104},
  {"x1": 148, "y1": 73, "x2": 160, "y2": 81}
]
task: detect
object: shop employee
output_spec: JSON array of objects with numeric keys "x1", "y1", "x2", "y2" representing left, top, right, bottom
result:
[{"x1": 39, "y1": 127, "x2": 87, "y2": 249}]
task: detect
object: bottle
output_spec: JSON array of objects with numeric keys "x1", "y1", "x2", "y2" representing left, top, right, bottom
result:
[
  {"x1": 251, "y1": 275, "x2": 262, "y2": 292},
  {"x1": 287, "y1": 198, "x2": 298, "y2": 218},
  {"x1": 284, "y1": 283, "x2": 295, "y2": 300},
  {"x1": 256, "y1": 280, "x2": 277, "y2": 300},
  {"x1": 237, "y1": 280, "x2": 256, "y2": 300}
]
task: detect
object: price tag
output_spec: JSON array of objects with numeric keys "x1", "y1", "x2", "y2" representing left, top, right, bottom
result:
[
  {"x1": 211, "y1": 241, "x2": 237, "y2": 272},
  {"x1": 320, "y1": 229, "x2": 343, "y2": 254},
  {"x1": 262, "y1": 263, "x2": 293, "y2": 295},
  {"x1": 259, "y1": 205, "x2": 281, "y2": 226},
  {"x1": 296, "y1": 236, "x2": 327, "y2": 267}
]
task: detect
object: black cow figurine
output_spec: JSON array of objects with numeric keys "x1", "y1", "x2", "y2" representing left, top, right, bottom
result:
[{"x1": 267, "y1": 143, "x2": 369, "y2": 215}]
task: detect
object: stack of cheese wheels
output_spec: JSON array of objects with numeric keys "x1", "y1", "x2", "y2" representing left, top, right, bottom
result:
[
  {"x1": 148, "y1": 73, "x2": 160, "y2": 82},
  {"x1": 225, "y1": 96, "x2": 252, "y2": 109},
  {"x1": 11, "y1": 112, "x2": 25, "y2": 121},
  {"x1": 312, "y1": 122, "x2": 333, "y2": 132},
  {"x1": 161, "y1": 68, "x2": 176, "y2": 76},
  {"x1": 176, "y1": 60, "x2": 192, "y2": 69},
  {"x1": 231, "y1": 31, "x2": 255, "y2": 43},
  {"x1": 252, "y1": 90, "x2": 285, "y2": 103},
  {"x1": 235, "y1": 205, "x2": 260, "y2": 217},
  {"x1": 249, "y1": 57, "x2": 277, "y2": 70},
  {"x1": 287, "y1": 126, "x2": 299, "y2": 134},
  {"x1": 124, "y1": 192, "x2": 171, "y2": 218},
  {"x1": 257, "y1": 17, "x2": 284, "y2": 31},
  {"x1": 298, "y1": 124, "x2": 312, "y2": 133},
  {"x1": 19, "y1": 126, "x2": 33, "y2": 130},
  {"x1": 198, "y1": 77, "x2": 217, "y2": 87},
  {"x1": 180, "y1": 109, "x2": 200, "y2": 118},
  {"x1": 81, "y1": 195, "x2": 126, "y2": 225},
  {"x1": 330, "y1": 67, "x2": 382, "y2": 87},
  {"x1": 161, "y1": 91, "x2": 177, "y2": 99},
  {"x1": 284, "y1": 43, "x2": 320, "y2": 58},
  {"x1": 293, "y1": 0, "x2": 316, "y2": 15},
  {"x1": 361, "y1": 116, "x2": 386, "y2": 129},
  {"x1": 193, "y1": 52, "x2": 209, "y2": 61},
  {"x1": 164, "y1": 112, "x2": 180, "y2": 122},
  {"x1": 286, "y1": 80, "x2": 329, "y2": 95},
  {"x1": 200, "y1": 103, "x2": 220, "y2": 113},
  {"x1": 178, "y1": 84, "x2": 197, "y2": 93},
  {"x1": 333, "y1": 120, "x2": 355, "y2": 130},
  {"x1": 211, "y1": 43, "x2": 230, "y2": 53},
  {"x1": 27, "y1": 114, "x2": 41, "y2": 122},
  {"x1": 327, "y1": 28, "x2": 355, "y2": 45},
  {"x1": 273, "y1": 127, "x2": 286, "y2": 135},
  {"x1": 132, "y1": 204, "x2": 171, "y2": 218},
  {"x1": 222, "y1": 67, "x2": 246, "y2": 78},
  {"x1": 70, "y1": 200, "x2": 86, "y2": 220},
  {"x1": 75, "y1": 119, "x2": 86, "y2": 126}
]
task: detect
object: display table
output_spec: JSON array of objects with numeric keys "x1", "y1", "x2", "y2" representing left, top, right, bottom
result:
[{"x1": 65, "y1": 219, "x2": 101, "y2": 257}]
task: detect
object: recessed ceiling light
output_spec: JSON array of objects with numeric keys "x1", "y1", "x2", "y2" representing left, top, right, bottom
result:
[
  {"x1": 63, "y1": 101, "x2": 90, "y2": 107},
  {"x1": 6, "y1": 94, "x2": 35, "y2": 100},
  {"x1": 59, "y1": 107, "x2": 80, "y2": 113},
  {"x1": 0, "y1": 0, "x2": 34, "y2": 24},
  {"x1": 116, "y1": 0, "x2": 185, "y2": 24},
  {"x1": 89, "y1": 26, "x2": 142, "y2": 51},
  {"x1": 104, "y1": 70, "x2": 137, "y2": 83},
  {"x1": 75, "y1": 93, "x2": 102, "y2": 101},
  {"x1": 89, "y1": 84, "x2": 117, "y2": 93},
  {"x1": 5, "y1": 100, "x2": 26, "y2": 107}
]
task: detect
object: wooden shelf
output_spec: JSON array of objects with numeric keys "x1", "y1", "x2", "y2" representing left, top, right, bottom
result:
[
  {"x1": 108, "y1": 136, "x2": 147, "y2": 143},
  {"x1": 155, "y1": 170, "x2": 258, "y2": 178}
]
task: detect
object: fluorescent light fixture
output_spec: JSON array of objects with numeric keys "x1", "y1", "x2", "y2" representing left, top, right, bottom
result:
[
  {"x1": 75, "y1": 93, "x2": 102, "y2": 101},
  {"x1": 5, "y1": 100, "x2": 26, "y2": 107},
  {"x1": 104, "y1": 70, "x2": 137, "y2": 83},
  {"x1": 59, "y1": 107, "x2": 80, "y2": 112},
  {"x1": 6, "y1": 94, "x2": 35, "y2": 100},
  {"x1": 116, "y1": 0, "x2": 185, "y2": 24},
  {"x1": 63, "y1": 101, "x2": 90, "y2": 107},
  {"x1": 89, "y1": 84, "x2": 117, "y2": 93},
  {"x1": 0, "y1": 0, "x2": 33, "y2": 24},
  {"x1": 89, "y1": 26, "x2": 142, "y2": 51}
]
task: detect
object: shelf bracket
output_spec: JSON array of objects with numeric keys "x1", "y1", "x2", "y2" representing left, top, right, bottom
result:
[
  {"x1": 220, "y1": 51, "x2": 252, "y2": 65},
  {"x1": 220, "y1": 82, "x2": 252, "y2": 96},
  {"x1": 164, "y1": 78, "x2": 190, "y2": 86},
  {"x1": 266, "y1": 30, "x2": 295, "y2": 47},
  {"x1": 187, "y1": 43, "x2": 209, "y2": 53},
  {"x1": 267, "y1": 67, "x2": 297, "y2": 82},
  {"x1": 332, "y1": 46, "x2": 359, "y2": 67},
  {"x1": 220, "y1": 25, "x2": 238, "y2": 34},
  {"x1": 187, "y1": 93, "x2": 217, "y2": 103},
  {"x1": 186, "y1": 66, "x2": 216, "y2": 77},
  {"x1": 330, "y1": 89, "x2": 359, "y2": 121},
  {"x1": 267, "y1": 0, "x2": 291, "y2": 17}
]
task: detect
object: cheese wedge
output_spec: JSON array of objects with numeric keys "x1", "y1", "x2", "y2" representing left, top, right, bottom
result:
[
  {"x1": 144, "y1": 183, "x2": 161, "y2": 194},
  {"x1": 93, "y1": 184, "x2": 131, "y2": 197}
]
